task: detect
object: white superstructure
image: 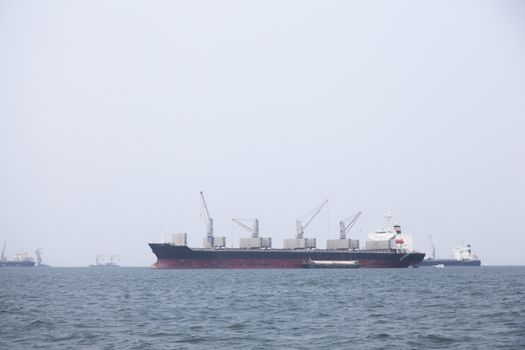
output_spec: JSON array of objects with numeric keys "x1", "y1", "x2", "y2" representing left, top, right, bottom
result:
[
  {"x1": 453, "y1": 243, "x2": 477, "y2": 261},
  {"x1": 365, "y1": 213, "x2": 414, "y2": 252}
]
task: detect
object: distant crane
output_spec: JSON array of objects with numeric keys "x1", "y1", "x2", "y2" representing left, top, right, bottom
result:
[
  {"x1": 95, "y1": 254, "x2": 104, "y2": 265},
  {"x1": 296, "y1": 199, "x2": 329, "y2": 239},
  {"x1": 110, "y1": 254, "x2": 120, "y2": 265},
  {"x1": 232, "y1": 218, "x2": 259, "y2": 238},
  {"x1": 35, "y1": 249, "x2": 43, "y2": 266},
  {"x1": 429, "y1": 234, "x2": 436, "y2": 259},
  {"x1": 200, "y1": 191, "x2": 214, "y2": 247},
  {"x1": 1, "y1": 242, "x2": 6, "y2": 261},
  {"x1": 339, "y1": 211, "x2": 362, "y2": 239}
]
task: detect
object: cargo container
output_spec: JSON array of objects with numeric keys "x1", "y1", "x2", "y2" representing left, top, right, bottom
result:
[
  {"x1": 171, "y1": 233, "x2": 187, "y2": 246},
  {"x1": 203, "y1": 236, "x2": 226, "y2": 248},
  {"x1": 261, "y1": 237, "x2": 272, "y2": 248},
  {"x1": 240, "y1": 237, "x2": 263, "y2": 249},
  {"x1": 283, "y1": 238, "x2": 307, "y2": 249},
  {"x1": 326, "y1": 239, "x2": 360, "y2": 250},
  {"x1": 365, "y1": 240, "x2": 394, "y2": 250},
  {"x1": 305, "y1": 238, "x2": 316, "y2": 249}
]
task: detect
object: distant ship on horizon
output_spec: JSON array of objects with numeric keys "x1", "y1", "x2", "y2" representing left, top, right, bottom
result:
[
  {"x1": 0, "y1": 242, "x2": 36, "y2": 267},
  {"x1": 421, "y1": 239, "x2": 481, "y2": 267},
  {"x1": 89, "y1": 254, "x2": 121, "y2": 267}
]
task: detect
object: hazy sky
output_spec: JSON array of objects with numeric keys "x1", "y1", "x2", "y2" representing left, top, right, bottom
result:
[{"x1": 1, "y1": 0, "x2": 524, "y2": 266}]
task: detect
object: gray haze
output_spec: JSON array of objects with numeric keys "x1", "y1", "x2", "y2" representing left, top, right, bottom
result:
[{"x1": 1, "y1": 1, "x2": 524, "y2": 266}]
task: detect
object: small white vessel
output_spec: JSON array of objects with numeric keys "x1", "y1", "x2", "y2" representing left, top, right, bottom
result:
[
  {"x1": 433, "y1": 264, "x2": 445, "y2": 268},
  {"x1": 302, "y1": 260, "x2": 361, "y2": 268}
]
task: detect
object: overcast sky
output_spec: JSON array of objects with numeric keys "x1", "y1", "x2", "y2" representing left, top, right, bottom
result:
[{"x1": 1, "y1": 0, "x2": 524, "y2": 266}]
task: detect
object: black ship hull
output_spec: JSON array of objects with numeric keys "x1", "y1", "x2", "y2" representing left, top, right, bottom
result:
[
  {"x1": 148, "y1": 244, "x2": 425, "y2": 269},
  {"x1": 0, "y1": 261, "x2": 35, "y2": 267}
]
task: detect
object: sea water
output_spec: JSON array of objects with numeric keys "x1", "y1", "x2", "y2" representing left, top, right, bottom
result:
[{"x1": 1, "y1": 267, "x2": 524, "y2": 349}]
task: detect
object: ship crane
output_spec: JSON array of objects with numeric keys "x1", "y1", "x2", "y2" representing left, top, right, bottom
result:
[
  {"x1": 95, "y1": 254, "x2": 104, "y2": 265},
  {"x1": 339, "y1": 211, "x2": 362, "y2": 239},
  {"x1": 232, "y1": 218, "x2": 259, "y2": 238},
  {"x1": 296, "y1": 199, "x2": 329, "y2": 239},
  {"x1": 35, "y1": 249, "x2": 43, "y2": 266},
  {"x1": 200, "y1": 191, "x2": 214, "y2": 247},
  {"x1": 429, "y1": 234, "x2": 436, "y2": 259}
]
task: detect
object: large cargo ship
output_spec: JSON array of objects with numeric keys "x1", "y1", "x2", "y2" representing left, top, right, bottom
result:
[
  {"x1": 420, "y1": 242, "x2": 481, "y2": 267},
  {"x1": 148, "y1": 193, "x2": 425, "y2": 269}
]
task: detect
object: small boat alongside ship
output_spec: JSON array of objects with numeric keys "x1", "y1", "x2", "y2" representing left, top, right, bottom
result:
[
  {"x1": 302, "y1": 259, "x2": 361, "y2": 268},
  {"x1": 148, "y1": 193, "x2": 425, "y2": 269}
]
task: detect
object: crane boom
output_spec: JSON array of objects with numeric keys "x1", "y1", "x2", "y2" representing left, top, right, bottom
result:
[
  {"x1": 429, "y1": 234, "x2": 436, "y2": 259},
  {"x1": 200, "y1": 191, "x2": 214, "y2": 246},
  {"x1": 232, "y1": 218, "x2": 259, "y2": 238},
  {"x1": 200, "y1": 191, "x2": 213, "y2": 234},
  {"x1": 339, "y1": 211, "x2": 362, "y2": 239},
  {"x1": 296, "y1": 199, "x2": 329, "y2": 239}
]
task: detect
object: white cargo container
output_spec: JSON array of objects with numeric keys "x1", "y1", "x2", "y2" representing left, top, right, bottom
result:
[
  {"x1": 171, "y1": 233, "x2": 187, "y2": 246},
  {"x1": 283, "y1": 238, "x2": 307, "y2": 249},
  {"x1": 365, "y1": 240, "x2": 393, "y2": 250},
  {"x1": 327, "y1": 239, "x2": 351, "y2": 250},
  {"x1": 326, "y1": 239, "x2": 359, "y2": 250},
  {"x1": 283, "y1": 238, "x2": 315, "y2": 249},
  {"x1": 305, "y1": 238, "x2": 316, "y2": 249},
  {"x1": 261, "y1": 237, "x2": 272, "y2": 248},
  {"x1": 203, "y1": 236, "x2": 227, "y2": 248},
  {"x1": 213, "y1": 236, "x2": 226, "y2": 248},
  {"x1": 240, "y1": 237, "x2": 262, "y2": 249}
]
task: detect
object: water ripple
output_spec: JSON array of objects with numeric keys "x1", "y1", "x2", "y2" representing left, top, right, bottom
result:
[{"x1": 0, "y1": 267, "x2": 524, "y2": 349}]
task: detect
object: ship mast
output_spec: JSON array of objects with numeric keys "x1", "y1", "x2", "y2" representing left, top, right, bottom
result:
[
  {"x1": 200, "y1": 191, "x2": 214, "y2": 247},
  {"x1": 35, "y1": 249, "x2": 42, "y2": 266},
  {"x1": 95, "y1": 254, "x2": 104, "y2": 265},
  {"x1": 339, "y1": 212, "x2": 362, "y2": 239},
  {"x1": 110, "y1": 254, "x2": 120, "y2": 264},
  {"x1": 296, "y1": 199, "x2": 329, "y2": 239},
  {"x1": 429, "y1": 234, "x2": 436, "y2": 259},
  {"x1": 384, "y1": 211, "x2": 392, "y2": 230}
]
